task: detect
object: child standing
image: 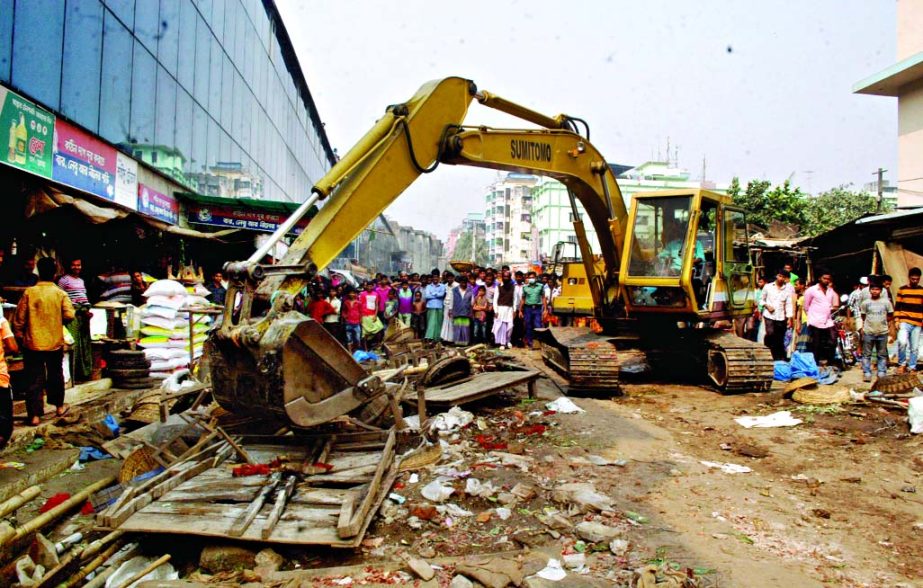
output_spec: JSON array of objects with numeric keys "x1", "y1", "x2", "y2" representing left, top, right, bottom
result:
[
  {"x1": 342, "y1": 290, "x2": 363, "y2": 352},
  {"x1": 860, "y1": 281, "x2": 893, "y2": 381},
  {"x1": 397, "y1": 280, "x2": 414, "y2": 326},
  {"x1": 472, "y1": 287, "x2": 488, "y2": 344},
  {"x1": 411, "y1": 291, "x2": 427, "y2": 339},
  {"x1": 384, "y1": 289, "x2": 399, "y2": 322}
]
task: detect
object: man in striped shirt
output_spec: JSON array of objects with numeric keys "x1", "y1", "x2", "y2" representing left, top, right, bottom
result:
[
  {"x1": 57, "y1": 259, "x2": 92, "y2": 382},
  {"x1": 895, "y1": 267, "x2": 923, "y2": 373}
]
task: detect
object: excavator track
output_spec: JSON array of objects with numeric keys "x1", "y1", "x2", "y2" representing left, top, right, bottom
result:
[
  {"x1": 702, "y1": 331, "x2": 774, "y2": 393},
  {"x1": 539, "y1": 327, "x2": 623, "y2": 392}
]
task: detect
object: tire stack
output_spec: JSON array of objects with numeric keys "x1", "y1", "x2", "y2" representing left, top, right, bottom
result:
[{"x1": 107, "y1": 350, "x2": 157, "y2": 389}]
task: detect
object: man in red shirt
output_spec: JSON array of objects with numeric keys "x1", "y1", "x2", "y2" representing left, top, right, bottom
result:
[
  {"x1": 0, "y1": 314, "x2": 20, "y2": 448},
  {"x1": 305, "y1": 290, "x2": 336, "y2": 323},
  {"x1": 342, "y1": 289, "x2": 363, "y2": 352}
]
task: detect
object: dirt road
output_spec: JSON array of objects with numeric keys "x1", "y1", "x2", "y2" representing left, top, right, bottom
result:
[{"x1": 511, "y1": 350, "x2": 923, "y2": 587}]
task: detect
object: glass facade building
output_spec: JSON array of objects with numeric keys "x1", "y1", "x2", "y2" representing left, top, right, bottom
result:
[{"x1": 0, "y1": 0, "x2": 335, "y2": 203}]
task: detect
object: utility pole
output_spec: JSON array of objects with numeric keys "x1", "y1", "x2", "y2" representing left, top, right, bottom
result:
[{"x1": 874, "y1": 167, "x2": 886, "y2": 212}]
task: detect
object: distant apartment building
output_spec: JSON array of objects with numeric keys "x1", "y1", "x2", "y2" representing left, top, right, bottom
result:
[
  {"x1": 447, "y1": 212, "x2": 486, "y2": 260},
  {"x1": 532, "y1": 161, "x2": 727, "y2": 259},
  {"x1": 854, "y1": 0, "x2": 923, "y2": 208},
  {"x1": 484, "y1": 174, "x2": 539, "y2": 266},
  {"x1": 335, "y1": 216, "x2": 442, "y2": 275}
]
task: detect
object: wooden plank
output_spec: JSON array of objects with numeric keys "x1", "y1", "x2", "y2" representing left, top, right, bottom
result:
[
  {"x1": 291, "y1": 487, "x2": 360, "y2": 506},
  {"x1": 263, "y1": 476, "x2": 297, "y2": 539},
  {"x1": 229, "y1": 474, "x2": 280, "y2": 537},
  {"x1": 424, "y1": 370, "x2": 539, "y2": 405},
  {"x1": 324, "y1": 452, "x2": 381, "y2": 471},
  {"x1": 342, "y1": 429, "x2": 395, "y2": 538},
  {"x1": 120, "y1": 512, "x2": 345, "y2": 545},
  {"x1": 336, "y1": 494, "x2": 357, "y2": 537},
  {"x1": 306, "y1": 465, "x2": 377, "y2": 484}
]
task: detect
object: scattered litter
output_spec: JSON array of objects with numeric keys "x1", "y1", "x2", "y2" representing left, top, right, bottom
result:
[
  {"x1": 0, "y1": 461, "x2": 26, "y2": 470},
  {"x1": 465, "y1": 478, "x2": 498, "y2": 498},
  {"x1": 576, "y1": 521, "x2": 622, "y2": 542},
  {"x1": 562, "y1": 552, "x2": 586, "y2": 570},
  {"x1": 552, "y1": 482, "x2": 613, "y2": 512},
  {"x1": 352, "y1": 350, "x2": 380, "y2": 362},
  {"x1": 421, "y1": 480, "x2": 455, "y2": 503},
  {"x1": 408, "y1": 473, "x2": 419, "y2": 484},
  {"x1": 735, "y1": 411, "x2": 802, "y2": 429},
  {"x1": 431, "y1": 407, "x2": 475, "y2": 434},
  {"x1": 609, "y1": 538, "x2": 629, "y2": 556},
  {"x1": 25, "y1": 438, "x2": 45, "y2": 453},
  {"x1": 387, "y1": 493, "x2": 406, "y2": 505},
  {"x1": 78, "y1": 447, "x2": 111, "y2": 462},
  {"x1": 495, "y1": 507, "x2": 512, "y2": 520},
  {"x1": 105, "y1": 555, "x2": 177, "y2": 587},
  {"x1": 623, "y1": 511, "x2": 649, "y2": 524},
  {"x1": 909, "y1": 397, "x2": 923, "y2": 434},
  {"x1": 531, "y1": 558, "x2": 567, "y2": 581},
  {"x1": 546, "y1": 397, "x2": 585, "y2": 414},
  {"x1": 570, "y1": 454, "x2": 628, "y2": 467},
  {"x1": 489, "y1": 451, "x2": 533, "y2": 472},
  {"x1": 402, "y1": 415, "x2": 421, "y2": 430},
  {"x1": 436, "y1": 503, "x2": 474, "y2": 517},
  {"x1": 700, "y1": 461, "x2": 753, "y2": 474}
]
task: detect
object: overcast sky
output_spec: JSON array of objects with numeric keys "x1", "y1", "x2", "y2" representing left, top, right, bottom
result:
[{"x1": 277, "y1": 0, "x2": 897, "y2": 239}]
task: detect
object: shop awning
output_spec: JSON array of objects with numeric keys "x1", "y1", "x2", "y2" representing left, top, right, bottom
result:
[
  {"x1": 25, "y1": 185, "x2": 239, "y2": 241},
  {"x1": 176, "y1": 192, "x2": 311, "y2": 215}
]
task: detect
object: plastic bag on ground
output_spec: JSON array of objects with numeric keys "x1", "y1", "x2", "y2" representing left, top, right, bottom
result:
[
  {"x1": 421, "y1": 480, "x2": 455, "y2": 503},
  {"x1": 431, "y1": 406, "x2": 475, "y2": 434},
  {"x1": 106, "y1": 555, "x2": 177, "y2": 587},
  {"x1": 910, "y1": 396, "x2": 923, "y2": 434},
  {"x1": 735, "y1": 410, "x2": 802, "y2": 429},
  {"x1": 546, "y1": 397, "x2": 585, "y2": 414},
  {"x1": 773, "y1": 361, "x2": 792, "y2": 382},
  {"x1": 790, "y1": 351, "x2": 819, "y2": 379}
]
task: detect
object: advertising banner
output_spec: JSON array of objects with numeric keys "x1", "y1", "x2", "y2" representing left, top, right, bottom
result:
[
  {"x1": 1, "y1": 85, "x2": 54, "y2": 178},
  {"x1": 52, "y1": 120, "x2": 117, "y2": 200},
  {"x1": 137, "y1": 184, "x2": 178, "y2": 224},
  {"x1": 188, "y1": 203, "x2": 308, "y2": 234},
  {"x1": 115, "y1": 152, "x2": 138, "y2": 210}
]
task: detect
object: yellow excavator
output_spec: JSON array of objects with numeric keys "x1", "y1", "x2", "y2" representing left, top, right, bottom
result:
[{"x1": 205, "y1": 76, "x2": 772, "y2": 429}]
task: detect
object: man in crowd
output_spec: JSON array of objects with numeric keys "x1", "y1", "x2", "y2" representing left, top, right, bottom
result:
[
  {"x1": 492, "y1": 269, "x2": 516, "y2": 349},
  {"x1": 11, "y1": 256, "x2": 38, "y2": 287},
  {"x1": 0, "y1": 307, "x2": 19, "y2": 447},
  {"x1": 860, "y1": 279, "x2": 893, "y2": 381},
  {"x1": 511, "y1": 271, "x2": 525, "y2": 347},
  {"x1": 57, "y1": 258, "x2": 92, "y2": 383},
  {"x1": 14, "y1": 258, "x2": 75, "y2": 426},
  {"x1": 760, "y1": 269, "x2": 794, "y2": 361},
  {"x1": 520, "y1": 271, "x2": 546, "y2": 350},
  {"x1": 802, "y1": 269, "x2": 839, "y2": 366},
  {"x1": 895, "y1": 267, "x2": 923, "y2": 373},
  {"x1": 423, "y1": 270, "x2": 446, "y2": 343},
  {"x1": 207, "y1": 271, "x2": 227, "y2": 306}
]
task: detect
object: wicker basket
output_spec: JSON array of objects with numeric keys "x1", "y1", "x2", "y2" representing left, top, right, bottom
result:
[
  {"x1": 119, "y1": 446, "x2": 160, "y2": 483},
  {"x1": 792, "y1": 386, "x2": 852, "y2": 405}
]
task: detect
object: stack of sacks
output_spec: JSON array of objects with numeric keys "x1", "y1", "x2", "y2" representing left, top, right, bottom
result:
[
  {"x1": 137, "y1": 280, "x2": 214, "y2": 379},
  {"x1": 98, "y1": 272, "x2": 155, "y2": 304}
]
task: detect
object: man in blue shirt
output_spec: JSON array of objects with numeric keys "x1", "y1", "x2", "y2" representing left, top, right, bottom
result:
[{"x1": 423, "y1": 269, "x2": 446, "y2": 342}]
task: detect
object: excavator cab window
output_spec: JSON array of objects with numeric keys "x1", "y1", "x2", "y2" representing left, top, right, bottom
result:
[{"x1": 627, "y1": 196, "x2": 693, "y2": 277}]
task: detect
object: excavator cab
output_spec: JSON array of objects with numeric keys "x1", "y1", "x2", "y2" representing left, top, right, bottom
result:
[{"x1": 620, "y1": 189, "x2": 756, "y2": 322}]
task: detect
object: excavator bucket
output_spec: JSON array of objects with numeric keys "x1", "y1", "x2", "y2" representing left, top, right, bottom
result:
[{"x1": 208, "y1": 311, "x2": 384, "y2": 428}]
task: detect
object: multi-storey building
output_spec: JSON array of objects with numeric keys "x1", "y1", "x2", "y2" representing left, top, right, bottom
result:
[
  {"x1": 1, "y1": 0, "x2": 335, "y2": 204},
  {"x1": 484, "y1": 173, "x2": 539, "y2": 266}
]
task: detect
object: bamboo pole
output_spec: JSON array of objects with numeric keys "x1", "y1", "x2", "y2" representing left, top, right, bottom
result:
[
  {"x1": 0, "y1": 476, "x2": 116, "y2": 548},
  {"x1": 80, "y1": 530, "x2": 126, "y2": 560},
  {"x1": 111, "y1": 554, "x2": 171, "y2": 588},
  {"x1": 0, "y1": 485, "x2": 42, "y2": 517},
  {"x1": 57, "y1": 540, "x2": 124, "y2": 588}
]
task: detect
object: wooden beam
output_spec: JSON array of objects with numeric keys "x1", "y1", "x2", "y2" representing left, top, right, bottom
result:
[
  {"x1": 262, "y1": 475, "x2": 297, "y2": 539},
  {"x1": 229, "y1": 474, "x2": 280, "y2": 537}
]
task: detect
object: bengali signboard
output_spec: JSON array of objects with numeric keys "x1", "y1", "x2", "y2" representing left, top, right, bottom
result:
[
  {"x1": 114, "y1": 152, "x2": 138, "y2": 210},
  {"x1": 188, "y1": 203, "x2": 308, "y2": 234},
  {"x1": 137, "y1": 184, "x2": 179, "y2": 224},
  {"x1": 1, "y1": 85, "x2": 54, "y2": 178},
  {"x1": 52, "y1": 120, "x2": 117, "y2": 200}
]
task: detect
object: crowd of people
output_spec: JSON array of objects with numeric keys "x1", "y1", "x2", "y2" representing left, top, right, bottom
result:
[
  {"x1": 294, "y1": 267, "x2": 562, "y2": 353},
  {"x1": 755, "y1": 263, "x2": 923, "y2": 381}
]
